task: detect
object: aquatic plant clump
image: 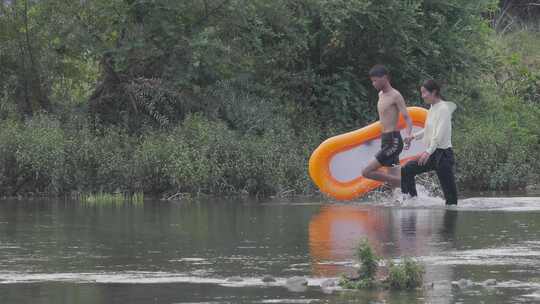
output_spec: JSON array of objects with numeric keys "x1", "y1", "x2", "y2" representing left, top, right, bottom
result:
[
  {"x1": 387, "y1": 257, "x2": 424, "y2": 290},
  {"x1": 339, "y1": 239, "x2": 424, "y2": 291},
  {"x1": 356, "y1": 239, "x2": 379, "y2": 280}
]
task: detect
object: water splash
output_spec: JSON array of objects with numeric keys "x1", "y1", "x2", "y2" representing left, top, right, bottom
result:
[
  {"x1": 360, "y1": 183, "x2": 446, "y2": 208},
  {"x1": 457, "y1": 197, "x2": 540, "y2": 211}
]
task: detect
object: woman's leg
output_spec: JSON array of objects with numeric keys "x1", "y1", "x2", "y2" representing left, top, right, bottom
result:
[
  {"x1": 401, "y1": 159, "x2": 434, "y2": 197},
  {"x1": 435, "y1": 149, "x2": 458, "y2": 205}
]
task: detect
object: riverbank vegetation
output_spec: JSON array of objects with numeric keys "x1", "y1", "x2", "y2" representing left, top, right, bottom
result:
[{"x1": 0, "y1": 0, "x2": 538, "y2": 198}]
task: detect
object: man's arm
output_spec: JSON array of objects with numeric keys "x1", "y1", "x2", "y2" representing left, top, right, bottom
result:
[{"x1": 395, "y1": 95, "x2": 413, "y2": 137}]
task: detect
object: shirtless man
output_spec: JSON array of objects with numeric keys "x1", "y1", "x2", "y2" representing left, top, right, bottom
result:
[{"x1": 361, "y1": 65, "x2": 413, "y2": 187}]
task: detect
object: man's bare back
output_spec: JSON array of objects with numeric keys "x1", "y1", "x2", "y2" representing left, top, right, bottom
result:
[{"x1": 377, "y1": 89, "x2": 404, "y2": 133}]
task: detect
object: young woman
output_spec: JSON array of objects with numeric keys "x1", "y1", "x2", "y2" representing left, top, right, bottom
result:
[{"x1": 401, "y1": 80, "x2": 458, "y2": 205}]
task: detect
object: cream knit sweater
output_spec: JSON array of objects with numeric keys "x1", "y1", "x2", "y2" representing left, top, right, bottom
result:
[{"x1": 414, "y1": 101, "x2": 457, "y2": 154}]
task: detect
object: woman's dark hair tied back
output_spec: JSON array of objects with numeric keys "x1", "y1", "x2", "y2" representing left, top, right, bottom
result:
[{"x1": 422, "y1": 79, "x2": 441, "y2": 97}]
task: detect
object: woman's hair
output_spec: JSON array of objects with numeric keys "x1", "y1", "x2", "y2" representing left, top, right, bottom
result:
[{"x1": 422, "y1": 79, "x2": 442, "y2": 97}]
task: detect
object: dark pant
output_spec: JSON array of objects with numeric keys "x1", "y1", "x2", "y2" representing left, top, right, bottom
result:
[{"x1": 401, "y1": 148, "x2": 458, "y2": 205}]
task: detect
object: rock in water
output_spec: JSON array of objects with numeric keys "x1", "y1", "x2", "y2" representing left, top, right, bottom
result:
[
  {"x1": 286, "y1": 276, "x2": 308, "y2": 286},
  {"x1": 321, "y1": 278, "x2": 337, "y2": 288},
  {"x1": 321, "y1": 278, "x2": 338, "y2": 294},
  {"x1": 226, "y1": 276, "x2": 243, "y2": 282},
  {"x1": 452, "y1": 279, "x2": 473, "y2": 290},
  {"x1": 262, "y1": 275, "x2": 276, "y2": 283},
  {"x1": 285, "y1": 276, "x2": 308, "y2": 292}
]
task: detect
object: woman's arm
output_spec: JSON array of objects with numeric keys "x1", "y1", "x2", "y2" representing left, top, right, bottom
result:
[{"x1": 413, "y1": 129, "x2": 424, "y2": 140}]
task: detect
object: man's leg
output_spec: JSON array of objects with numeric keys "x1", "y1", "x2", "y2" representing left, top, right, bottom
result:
[
  {"x1": 362, "y1": 159, "x2": 401, "y2": 186},
  {"x1": 435, "y1": 150, "x2": 458, "y2": 205},
  {"x1": 401, "y1": 159, "x2": 433, "y2": 197},
  {"x1": 388, "y1": 165, "x2": 401, "y2": 188},
  {"x1": 365, "y1": 132, "x2": 403, "y2": 187}
]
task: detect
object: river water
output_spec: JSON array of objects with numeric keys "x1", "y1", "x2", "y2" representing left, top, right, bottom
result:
[{"x1": 1, "y1": 194, "x2": 540, "y2": 303}]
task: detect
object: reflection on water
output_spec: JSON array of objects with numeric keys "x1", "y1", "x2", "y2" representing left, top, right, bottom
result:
[
  {"x1": 308, "y1": 205, "x2": 458, "y2": 304},
  {"x1": 0, "y1": 197, "x2": 540, "y2": 303},
  {"x1": 309, "y1": 205, "x2": 459, "y2": 275},
  {"x1": 309, "y1": 205, "x2": 387, "y2": 276}
]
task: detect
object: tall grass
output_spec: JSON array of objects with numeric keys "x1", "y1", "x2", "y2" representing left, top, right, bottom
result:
[
  {"x1": 78, "y1": 192, "x2": 144, "y2": 205},
  {"x1": 0, "y1": 113, "x2": 316, "y2": 198}
]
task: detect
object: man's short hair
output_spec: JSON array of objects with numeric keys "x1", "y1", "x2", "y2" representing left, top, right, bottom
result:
[{"x1": 369, "y1": 65, "x2": 389, "y2": 78}]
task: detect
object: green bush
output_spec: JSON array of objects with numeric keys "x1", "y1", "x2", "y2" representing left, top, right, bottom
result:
[
  {"x1": 0, "y1": 115, "x2": 66, "y2": 195},
  {"x1": 339, "y1": 239, "x2": 379, "y2": 290},
  {"x1": 454, "y1": 112, "x2": 539, "y2": 190},
  {"x1": 0, "y1": 119, "x2": 22, "y2": 195},
  {"x1": 450, "y1": 33, "x2": 540, "y2": 191},
  {"x1": 132, "y1": 114, "x2": 315, "y2": 197},
  {"x1": 16, "y1": 115, "x2": 66, "y2": 193},
  {"x1": 64, "y1": 127, "x2": 137, "y2": 194},
  {"x1": 162, "y1": 114, "x2": 314, "y2": 196},
  {"x1": 387, "y1": 257, "x2": 424, "y2": 290},
  {"x1": 165, "y1": 116, "x2": 224, "y2": 194},
  {"x1": 132, "y1": 133, "x2": 176, "y2": 195},
  {"x1": 356, "y1": 239, "x2": 380, "y2": 280}
]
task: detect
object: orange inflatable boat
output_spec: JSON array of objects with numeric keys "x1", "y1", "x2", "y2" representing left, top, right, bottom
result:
[{"x1": 309, "y1": 107, "x2": 427, "y2": 200}]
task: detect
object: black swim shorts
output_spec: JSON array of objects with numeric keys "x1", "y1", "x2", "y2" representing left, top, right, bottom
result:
[{"x1": 375, "y1": 131, "x2": 403, "y2": 167}]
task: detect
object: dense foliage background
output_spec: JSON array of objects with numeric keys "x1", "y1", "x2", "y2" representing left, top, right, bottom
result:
[{"x1": 0, "y1": 0, "x2": 538, "y2": 197}]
